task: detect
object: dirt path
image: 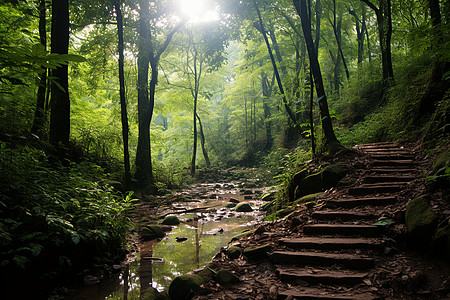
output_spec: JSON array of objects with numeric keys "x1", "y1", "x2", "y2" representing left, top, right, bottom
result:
[{"x1": 194, "y1": 143, "x2": 450, "y2": 300}]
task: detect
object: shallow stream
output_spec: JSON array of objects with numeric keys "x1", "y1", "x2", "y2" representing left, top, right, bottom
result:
[{"x1": 65, "y1": 183, "x2": 269, "y2": 299}]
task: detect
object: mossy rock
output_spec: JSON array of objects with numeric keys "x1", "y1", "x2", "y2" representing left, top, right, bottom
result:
[
  {"x1": 230, "y1": 229, "x2": 254, "y2": 242},
  {"x1": 227, "y1": 246, "x2": 242, "y2": 259},
  {"x1": 216, "y1": 270, "x2": 240, "y2": 285},
  {"x1": 321, "y1": 165, "x2": 347, "y2": 189},
  {"x1": 337, "y1": 177, "x2": 357, "y2": 187},
  {"x1": 292, "y1": 192, "x2": 322, "y2": 206},
  {"x1": 297, "y1": 165, "x2": 346, "y2": 197},
  {"x1": 168, "y1": 274, "x2": 206, "y2": 300},
  {"x1": 433, "y1": 150, "x2": 450, "y2": 172},
  {"x1": 235, "y1": 202, "x2": 253, "y2": 212},
  {"x1": 161, "y1": 215, "x2": 180, "y2": 226},
  {"x1": 261, "y1": 199, "x2": 276, "y2": 212},
  {"x1": 141, "y1": 225, "x2": 165, "y2": 241},
  {"x1": 405, "y1": 197, "x2": 438, "y2": 240},
  {"x1": 260, "y1": 192, "x2": 275, "y2": 202},
  {"x1": 276, "y1": 206, "x2": 295, "y2": 219},
  {"x1": 141, "y1": 287, "x2": 169, "y2": 300},
  {"x1": 224, "y1": 202, "x2": 236, "y2": 209},
  {"x1": 243, "y1": 244, "x2": 272, "y2": 261}
]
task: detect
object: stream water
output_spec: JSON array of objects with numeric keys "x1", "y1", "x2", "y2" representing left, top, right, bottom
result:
[{"x1": 65, "y1": 183, "x2": 269, "y2": 299}]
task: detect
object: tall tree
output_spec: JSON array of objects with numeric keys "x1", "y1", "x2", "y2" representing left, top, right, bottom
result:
[
  {"x1": 49, "y1": 0, "x2": 70, "y2": 148},
  {"x1": 135, "y1": 0, "x2": 184, "y2": 189},
  {"x1": 348, "y1": 3, "x2": 366, "y2": 65},
  {"x1": 293, "y1": 0, "x2": 341, "y2": 151},
  {"x1": 360, "y1": 0, "x2": 394, "y2": 83},
  {"x1": 31, "y1": 0, "x2": 47, "y2": 136},
  {"x1": 114, "y1": 0, "x2": 131, "y2": 190}
]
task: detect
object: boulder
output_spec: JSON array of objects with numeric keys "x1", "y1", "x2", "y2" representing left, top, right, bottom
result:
[
  {"x1": 297, "y1": 165, "x2": 346, "y2": 198},
  {"x1": 141, "y1": 287, "x2": 169, "y2": 300},
  {"x1": 260, "y1": 192, "x2": 275, "y2": 202},
  {"x1": 243, "y1": 244, "x2": 272, "y2": 261},
  {"x1": 161, "y1": 215, "x2": 180, "y2": 226},
  {"x1": 433, "y1": 150, "x2": 450, "y2": 172},
  {"x1": 292, "y1": 192, "x2": 322, "y2": 206},
  {"x1": 168, "y1": 274, "x2": 206, "y2": 300},
  {"x1": 230, "y1": 229, "x2": 254, "y2": 242},
  {"x1": 405, "y1": 197, "x2": 438, "y2": 240},
  {"x1": 216, "y1": 270, "x2": 239, "y2": 285},
  {"x1": 229, "y1": 197, "x2": 240, "y2": 203},
  {"x1": 235, "y1": 202, "x2": 253, "y2": 212},
  {"x1": 224, "y1": 202, "x2": 236, "y2": 209},
  {"x1": 141, "y1": 225, "x2": 165, "y2": 241}
]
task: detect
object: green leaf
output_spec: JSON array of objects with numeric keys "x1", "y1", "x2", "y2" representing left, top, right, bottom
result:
[{"x1": 373, "y1": 219, "x2": 395, "y2": 226}]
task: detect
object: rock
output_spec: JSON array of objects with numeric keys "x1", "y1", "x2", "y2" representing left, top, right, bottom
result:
[
  {"x1": 261, "y1": 199, "x2": 276, "y2": 212},
  {"x1": 161, "y1": 215, "x2": 180, "y2": 226},
  {"x1": 168, "y1": 274, "x2": 206, "y2": 300},
  {"x1": 261, "y1": 192, "x2": 275, "y2": 202},
  {"x1": 292, "y1": 192, "x2": 322, "y2": 206},
  {"x1": 235, "y1": 202, "x2": 253, "y2": 212},
  {"x1": 229, "y1": 197, "x2": 240, "y2": 203},
  {"x1": 243, "y1": 244, "x2": 272, "y2": 261},
  {"x1": 216, "y1": 270, "x2": 240, "y2": 285},
  {"x1": 244, "y1": 195, "x2": 253, "y2": 200},
  {"x1": 176, "y1": 237, "x2": 188, "y2": 242},
  {"x1": 230, "y1": 229, "x2": 254, "y2": 242},
  {"x1": 224, "y1": 202, "x2": 236, "y2": 208},
  {"x1": 297, "y1": 165, "x2": 346, "y2": 197},
  {"x1": 433, "y1": 150, "x2": 450, "y2": 172},
  {"x1": 405, "y1": 197, "x2": 438, "y2": 240},
  {"x1": 208, "y1": 194, "x2": 217, "y2": 199},
  {"x1": 243, "y1": 190, "x2": 253, "y2": 195},
  {"x1": 141, "y1": 225, "x2": 165, "y2": 241},
  {"x1": 227, "y1": 246, "x2": 242, "y2": 259},
  {"x1": 141, "y1": 287, "x2": 169, "y2": 300}
]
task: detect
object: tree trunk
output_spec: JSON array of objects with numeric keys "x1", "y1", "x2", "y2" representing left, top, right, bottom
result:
[
  {"x1": 330, "y1": 0, "x2": 349, "y2": 80},
  {"x1": 348, "y1": 5, "x2": 365, "y2": 65},
  {"x1": 196, "y1": 113, "x2": 211, "y2": 168},
  {"x1": 254, "y1": 0, "x2": 298, "y2": 127},
  {"x1": 191, "y1": 84, "x2": 198, "y2": 175},
  {"x1": 361, "y1": 0, "x2": 394, "y2": 84},
  {"x1": 135, "y1": 0, "x2": 154, "y2": 189},
  {"x1": 114, "y1": 0, "x2": 131, "y2": 190},
  {"x1": 49, "y1": 0, "x2": 70, "y2": 148},
  {"x1": 314, "y1": 0, "x2": 321, "y2": 56},
  {"x1": 31, "y1": 0, "x2": 47, "y2": 136},
  {"x1": 294, "y1": 0, "x2": 340, "y2": 150},
  {"x1": 428, "y1": 0, "x2": 441, "y2": 26}
]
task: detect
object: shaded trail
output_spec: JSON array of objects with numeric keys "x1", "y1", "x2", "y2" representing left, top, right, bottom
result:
[{"x1": 195, "y1": 143, "x2": 450, "y2": 299}]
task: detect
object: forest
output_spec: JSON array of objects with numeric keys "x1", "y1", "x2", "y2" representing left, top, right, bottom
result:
[{"x1": 0, "y1": 0, "x2": 449, "y2": 299}]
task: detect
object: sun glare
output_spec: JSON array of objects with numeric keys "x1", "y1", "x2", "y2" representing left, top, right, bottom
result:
[{"x1": 179, "y1": 0, "x2": 218, "y2": 23}]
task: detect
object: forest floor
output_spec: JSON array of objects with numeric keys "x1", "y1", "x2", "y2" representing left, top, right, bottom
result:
[{"x1": 184, "y1": 142, "x2": 450, "y2": 300}]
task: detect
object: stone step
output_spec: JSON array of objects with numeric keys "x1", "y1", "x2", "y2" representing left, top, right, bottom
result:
[
  {"x1": 364, "y1": 175, "x2": 415, "y2": 183},
  {"x1": 271, "y1": 251, "x2": 374, "y2": 269},
  {"x1": 370, "y1": 168, "x2": 416, "y2": 174},
  {"x1": 368, "y1": 154, "x2": 413, "y2": 160},
  {"x1": 363, "y1": 147, "x2": 407, "y2": 152},
  {"x1": 278, "y1": 288, "x2": 379, "y2": 300},
  {"x1": 372, "y1": 160, "x2": 414, "y2": 167},
  {"x1": 303, "y1": 224, "x2": 382, "y2": 237},
  {"x1": 312, "y1": 211, "x2": 376, "y2": 221},
  {"x1": 279, "y1": 237, "x2": 382, "y2": 250},
  {"x1": 326, "y1": 196, "x2": 397, "y2": 208},
  {"x1": 356, "y1": 143, "x2": 399, "y2": 149},
  {"x1": 276, "y1": 268, "x2": 369, "y2": 285},
  {"x1": 348, "y1": 183, "x2": 405, "y2": 195}
]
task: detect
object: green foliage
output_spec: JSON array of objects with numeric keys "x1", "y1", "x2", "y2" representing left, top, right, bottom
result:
[{"x1": 0, "y1": 141, "x2": 133, "y2": 277}]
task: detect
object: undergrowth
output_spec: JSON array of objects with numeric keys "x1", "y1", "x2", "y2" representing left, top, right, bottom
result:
[{"x1": 0, "y1": 140, "x2": 134, "y2": 295}]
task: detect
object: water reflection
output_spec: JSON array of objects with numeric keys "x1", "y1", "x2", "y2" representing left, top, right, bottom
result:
[{"x1": 65, "y1": 211, "x2": 260, "y2": 299}]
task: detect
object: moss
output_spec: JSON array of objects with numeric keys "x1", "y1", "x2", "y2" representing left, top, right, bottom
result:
[
  {"x1": 227, "y1": 246, "x2": 242, "y2": 259},
  {"x1": 405, "y1": 197, "x2": 438, "y2": 240},
  {"x1": 216, "y1": 270, "x2": 239, "y2": 285},
  {"x1": 230, "y1": 229, "x2": 254, "y2": 242},
  {"x1": 141, "y1": 225, "x2": 165, "y2": 241},
  {"x1": 224, "y1": 202, "x2": 236, "y2": 209},
  {"x1": 433, "y1": 150, "x2": 450, "y2": 173},
  {"x1": 235, "y1": 202, "x2": 253, "y2": 212},
  {"x1": 161, "y1": 215, "x2": 180, "y2": 226},
  {"x1": 168, "y1": 274, "x2": 206, "y2": 300},
  {"x1": 292, "y1": 192, "x2": 322, "y2": 206},
  {"x1": 141, "y1": 287, "x2": 169, "y2": 300},
  {"x1": 296, "y1": 165, "x2": 346, "y2": 198}
]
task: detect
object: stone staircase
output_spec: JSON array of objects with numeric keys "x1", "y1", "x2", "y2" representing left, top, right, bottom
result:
[{"x1": 272, "y1": 142, "x2": 418, "y2": 300}]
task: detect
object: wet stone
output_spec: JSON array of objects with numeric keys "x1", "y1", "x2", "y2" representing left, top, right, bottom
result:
[{"x1": 235, "y1": 202, "x2": 253, "y2": 212}]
